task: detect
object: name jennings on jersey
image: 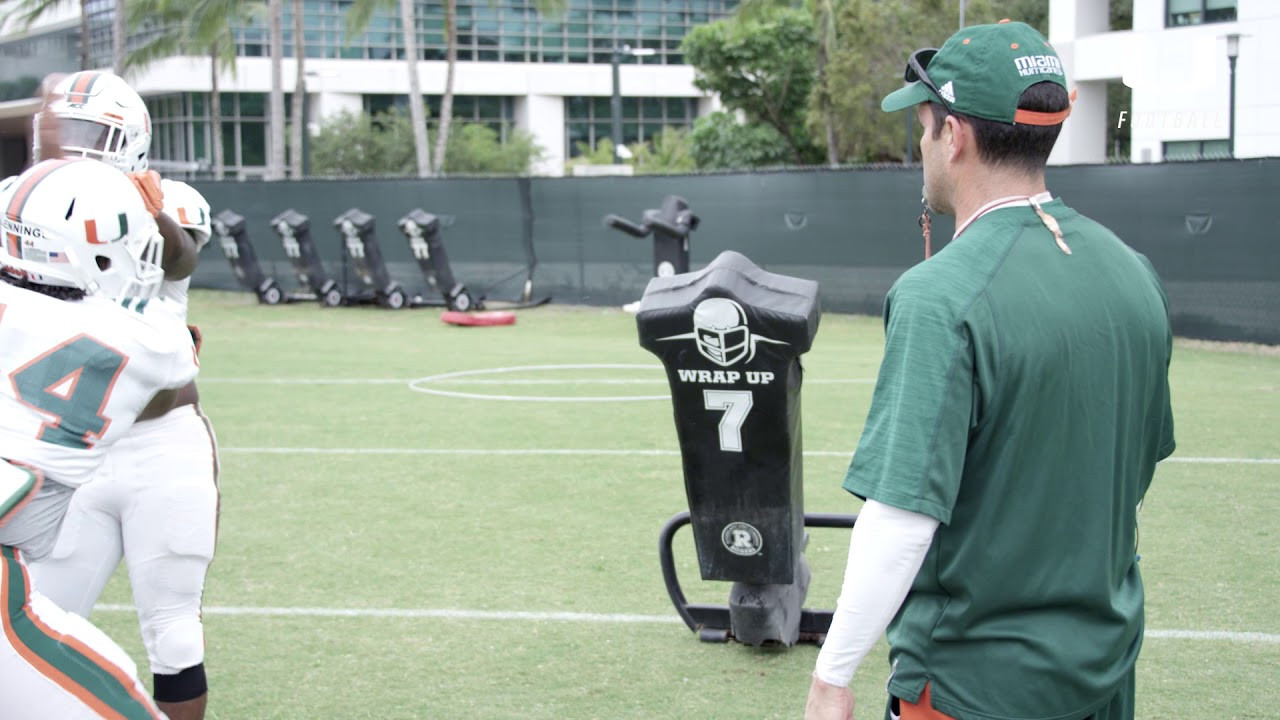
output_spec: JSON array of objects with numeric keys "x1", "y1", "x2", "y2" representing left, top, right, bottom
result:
[{"x1": 676, "y1": 369, "x2": 776, "y2": 385}]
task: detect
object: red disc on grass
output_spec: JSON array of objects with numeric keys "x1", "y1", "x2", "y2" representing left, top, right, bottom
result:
[{"x1": 441, "y1": 310, "x2": 517, "y2": 327}]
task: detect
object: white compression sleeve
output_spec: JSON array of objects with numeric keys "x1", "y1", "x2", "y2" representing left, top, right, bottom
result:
[{"x1": 812, "y1": 499, "x2": 940, "y2": 687}]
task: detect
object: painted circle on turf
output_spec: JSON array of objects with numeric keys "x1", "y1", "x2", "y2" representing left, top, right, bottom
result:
[{"x1": 408, "y1": 363, "x2": 671, "y2": 402}]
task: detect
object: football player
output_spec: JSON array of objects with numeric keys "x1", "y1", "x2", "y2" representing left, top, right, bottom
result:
[
  {"x1": 27, "y1": 71, "x2": 219, "y2": 720},
  {"x1": 0, "y1": 157, "x2": 197, "y2": 719}
]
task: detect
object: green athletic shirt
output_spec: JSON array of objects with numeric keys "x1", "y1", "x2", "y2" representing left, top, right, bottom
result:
[{"x1": 844, "y1": 198, "x2": 1176, "y2": 720}]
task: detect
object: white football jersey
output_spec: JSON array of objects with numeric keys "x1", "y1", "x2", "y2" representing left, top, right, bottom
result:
[
  {"x1": 0, "y1": 282, "x2": 198, "y2": 487},
  {"x1": 158, "y1": 178, "x2": 212, "y2": 318}
]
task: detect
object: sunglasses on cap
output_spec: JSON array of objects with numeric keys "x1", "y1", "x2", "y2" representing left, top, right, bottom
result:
[{"x1": 904, "y1": 48, "x2": 951, "y2": 114}]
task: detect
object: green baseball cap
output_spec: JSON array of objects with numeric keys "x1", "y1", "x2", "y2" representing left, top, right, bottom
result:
[{"x1": 881, "y1": 19, "x2": 1071, "y2": 126}]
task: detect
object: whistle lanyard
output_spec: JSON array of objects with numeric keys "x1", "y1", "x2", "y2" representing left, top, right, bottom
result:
[{"x1": 951, "y1": 192, "x2": 1072, "y2": 255}]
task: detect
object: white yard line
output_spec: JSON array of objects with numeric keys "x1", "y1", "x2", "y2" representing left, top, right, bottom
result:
[
  {"x1": 1145, "y1": 629, "x2": 1280, "y2": 643},
  {"x1": 93, "y1": 604, "x2": 1278, "y2": 643},
  {"x1": 97, "y1": 604, "x2": 677, "y2": 624},
  {"x1": 217, "y1": 447, "x2": 1280, "y2": 464},
  {"x1": 197, "y1": 377, "x2": 875, "y2": 385},
  {"x1": 221, "y1": 447, "x2": 684, "y2": 457}
]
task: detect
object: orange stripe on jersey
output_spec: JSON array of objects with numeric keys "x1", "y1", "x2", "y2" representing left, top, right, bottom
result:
[
  {"x1": 5, "y1": 159, "x2": 72, "y2": 223},
  {"x1": 6, "y1": 233, "x2": 19, "y2": 259},
  {"x1": 1, "y1": 547, "x2": 159, "y2": 719}
]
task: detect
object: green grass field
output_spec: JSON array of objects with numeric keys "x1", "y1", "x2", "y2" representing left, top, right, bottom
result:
[{"x1": 90, "y1": 290, "x2": 1280, "y2": 719}]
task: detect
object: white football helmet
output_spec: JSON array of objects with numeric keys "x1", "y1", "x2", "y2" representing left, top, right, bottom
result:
[
  {"x1": 36, "y1": 71, "x2": 151, "y2": 172},
  {"x1": 0, "y1": 158, "x2": 165, "y2": 301}
]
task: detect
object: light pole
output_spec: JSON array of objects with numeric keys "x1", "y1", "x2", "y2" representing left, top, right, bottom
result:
[
  {"x1": 1225, "y1": 33, "x2": 1240, "y2": 159},
  {"x1": 611, "y1": 44, "x2": 656, "y2": 164},
  {"x1": 302, "y1": 70, "x2": 323, "y2": 176},
  {"x1": 300, "y1": 72, "x2": 310, "y2": 177}
]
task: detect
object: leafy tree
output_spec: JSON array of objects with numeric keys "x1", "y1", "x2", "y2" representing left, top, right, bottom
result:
[
  {"x1": 311, "y1": 109, "x2": 542, "y2": 176},
  {"x1": 564, "y1": 137, "x2": 618, "y2": 172},
  {"x1": 1004, "y1": 0, "x2": 1048, "y2": 34},
  {"x1": 735, "y1": 0, "x2": 842, "y2": 164},
  {"x1": 310, "y1": 108, "x2": 416, "y2": 177},
  {"x1": 0, "y1": 75, "x2": 40, "y2": 102},
  {"x1": 690, "y1": 111, "x2": 793, "y2": 169},
  {"x1": 443, "y1": 124, "x2": 544, "y2": 175},
  {"x1": 681, "y1": 7, "x2": 822, "y2": 165},
  {"x1": 631, "y1": 127, "x2": 697, "y2": 175},
  {"x1": 824, "y1": 0, "x2": 1007, "y2": 162}
]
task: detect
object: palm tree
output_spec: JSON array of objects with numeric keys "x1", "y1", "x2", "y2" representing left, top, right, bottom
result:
[
  {"x1": 111, "y1": 0, "x2": 125, "y2": 73},
  {"x1": 345, "y1": 0, "x2": 430, "y2": 176},
  {"x1": 2, "y1": 0, "x2": 92, "y2": 71},
  {"x1": 267, "y1": 0, "x2": 286, "y2": 179},
  {"x1": 126, "y1": 0, "x2": 262, "y2": 180},
  {"x1": 290, "y1": 0, "x2": 305, "y2": 178},
  {"x1": 346, "y1": 0, "x2": 563, "y2": 177},
  {"x1": 399, "y1": 0, "x2": 431, "y2": 177},
  {"x1": 428, "y1": 0, "x2": 452, "y2": 175}
]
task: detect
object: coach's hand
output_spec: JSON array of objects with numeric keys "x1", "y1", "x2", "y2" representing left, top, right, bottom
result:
[{"x1": 805, "y1": 674, "x2": 854, "y2": 720}]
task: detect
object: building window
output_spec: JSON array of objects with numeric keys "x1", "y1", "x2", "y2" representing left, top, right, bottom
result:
[
  {"x1": 564, "y1": 96, "x2": 694, "y2": 156},
  {"x1": 86, "y1": 0, "x2": 738, "y2": 66},
  {"x1": 146, "y1": 92, "x2": 275, "y2": 179},
  {"x1": 1163, "y1": 139, "x2": 1230, "y2": 161},
  {"x1": 104, "y1": 0, "x2": 736, "y2": 66},
  {"x1": 83, "y1": 0, "x2": 114, "y2": 68},
  {"x1": 1167, "y1": 0, "x2": 1237, "y2": 27},
  {"x1": 362, "y1": 94, "x2": 515, "y2": 140}
]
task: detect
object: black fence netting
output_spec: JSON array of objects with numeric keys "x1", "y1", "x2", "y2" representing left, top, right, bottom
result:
[{"x1": 192, "y1": 158, "x2": 1279, "y2": 344}]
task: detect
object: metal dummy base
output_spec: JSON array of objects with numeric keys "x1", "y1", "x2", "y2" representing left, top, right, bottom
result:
[{"x1": 658, "y1": 510, "x2": 857, "y2": 645}]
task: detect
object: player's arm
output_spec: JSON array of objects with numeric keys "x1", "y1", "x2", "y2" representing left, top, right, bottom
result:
[
  {"x1": 136, "y1": 307, "x2": 201, "y2": 422},
  {"x1": 158, "y1": 213, "x2": 199, "y2": 280},
  {"x1": 127, "y1": 170, "x2": 199, "y2": 280},
  {"x1": 158, "y1": 179, "x2": 212, "y2": 282},
  {"x1": 138, "y1": 387, "x2": 180, "y2": 422}
]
